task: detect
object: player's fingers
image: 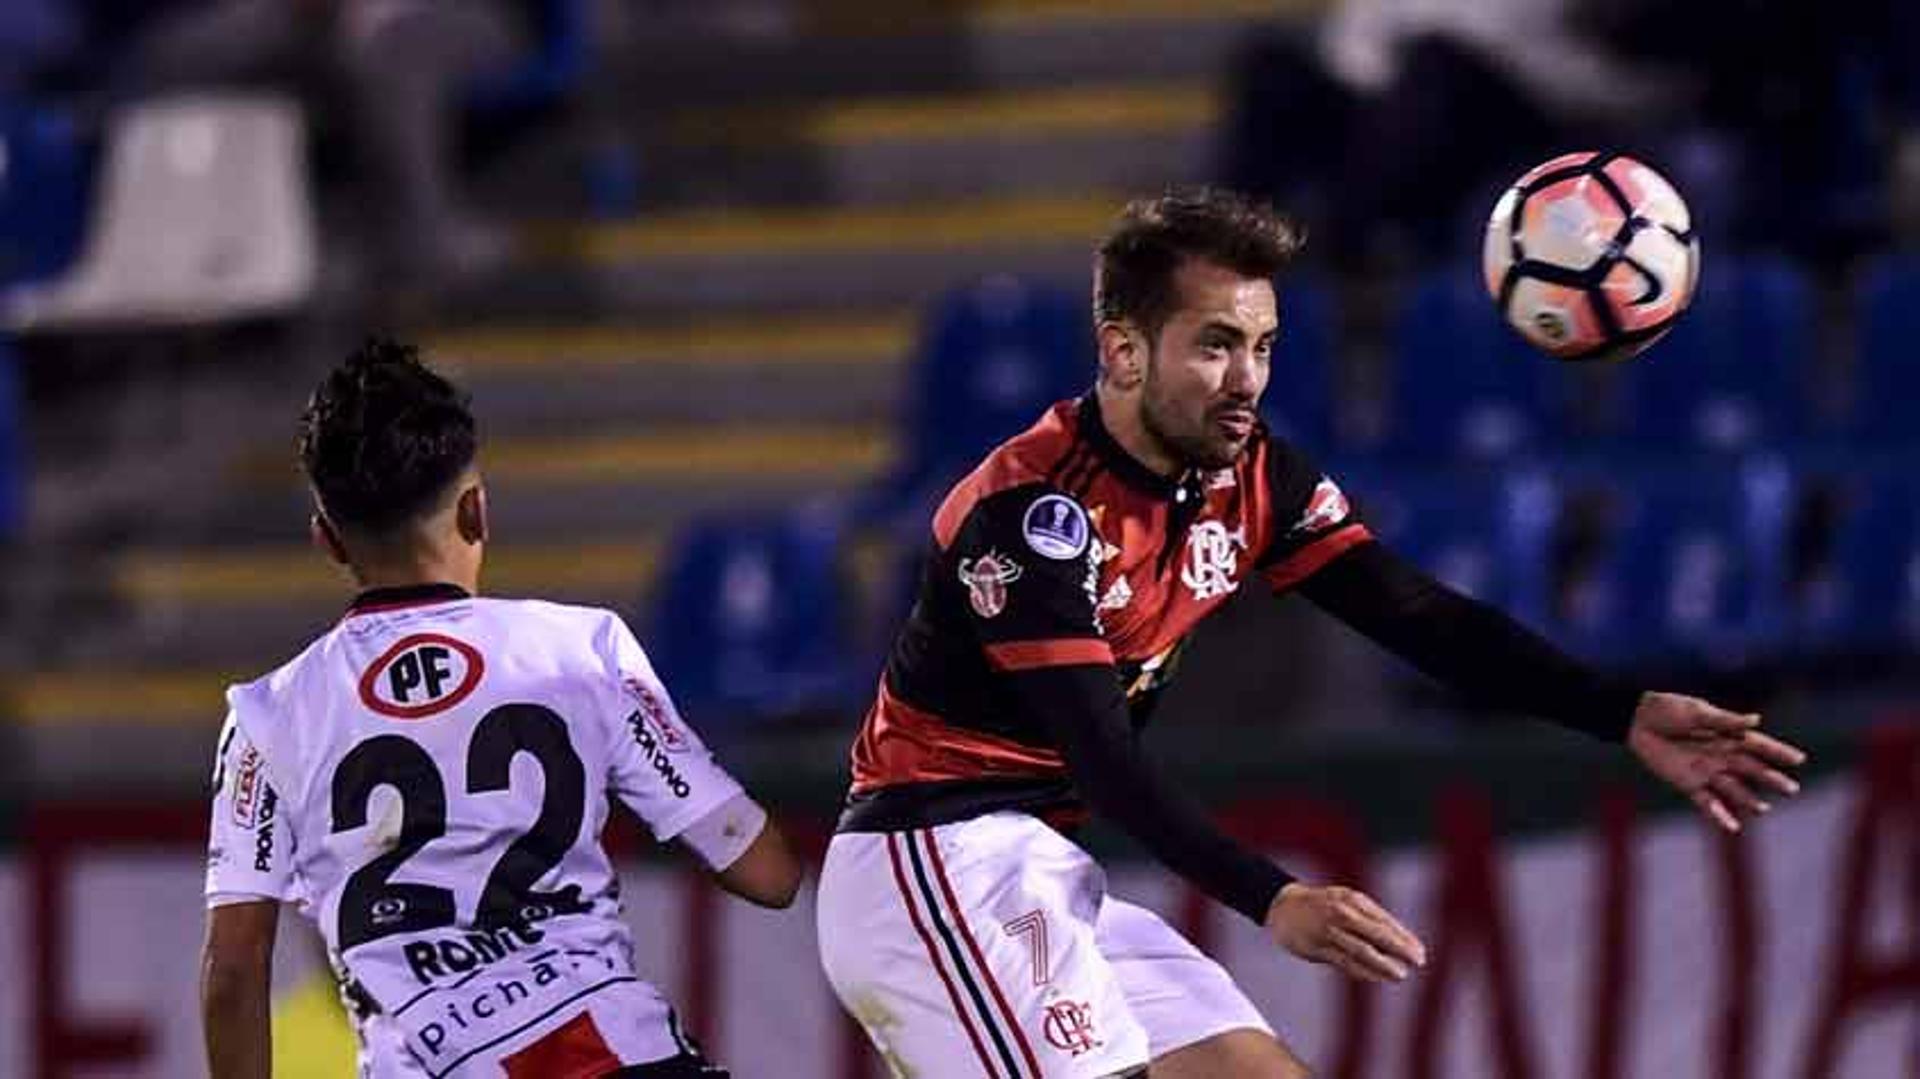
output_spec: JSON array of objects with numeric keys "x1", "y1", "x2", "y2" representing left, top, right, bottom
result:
[
  {"x1": 1742, "y1": 730, "x2": 1808, "y2": 768},
  {"x1": 1729, "y1": 753, "x2": 1802, "y2": 797},
  {"x1": 1328, "y1": 924, "x2": 1410, "y2": 983},
  {"x1": 1693, "y1": 788, "x2": 1741, "y2": 832},
  {"x1": 1343, "y1": 892, "x2": 1428, "y2": 968},
  {"x1": 1708, "y1": 772, "x2": 1771, "y2": 819},
  {"x1": 1694, "y1": 707, "x2": 1762, "y2": 735}
]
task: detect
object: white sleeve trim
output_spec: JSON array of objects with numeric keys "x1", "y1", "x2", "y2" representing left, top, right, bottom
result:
[{"x1": 673, "y1": 793, "x2": 768, "y2": 872}]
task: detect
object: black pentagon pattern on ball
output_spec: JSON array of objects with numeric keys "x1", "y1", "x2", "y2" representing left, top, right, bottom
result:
[{"x1": 1496, "y1": 151, "x2": 1694, "y2": 362}]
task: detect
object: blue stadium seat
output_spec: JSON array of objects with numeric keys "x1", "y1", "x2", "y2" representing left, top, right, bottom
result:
[
  {"x1": 1554, "y1": 463, "x2": 1793, "y2": 667},
  {"x1": 1613, "y1": 257, "x2": 1811, "y2": 452},
  {"x1": 644, "y1": 510, "x2": 860, "y2": 734},
  {"x1": 0, "y1": 103, "x2": 87, "y2": 288},
  {"x1": 1345, "y1": 466, "x2": 1558, "y2": 624},
  {"x1": 465, "y1": 0, "x2": 588, "y2": 113},
  {"x1": 880, "y1": 276, "x2": 1090, "y2": 514},
  {"x1": 1260, "y1": 276, "x2": 1337, "y2": 451},
  {"x1": 1854, "y1": 256, "x2": 1920, "y2": 444},
  {"x1": 1797, "y1": 470, "x2": 1920, "y2": 651},
  {"x1": 1387, "y1": 270, "x2": 1555, "y2": 461}
]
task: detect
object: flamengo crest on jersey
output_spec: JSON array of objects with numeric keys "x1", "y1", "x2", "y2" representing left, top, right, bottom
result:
[
  {"x1": 1180, "y1": 521, "x2": 1249, "y2": 602},
  {"x1": 205, "y1": 594, "x2": 744, "y2": 1076}
]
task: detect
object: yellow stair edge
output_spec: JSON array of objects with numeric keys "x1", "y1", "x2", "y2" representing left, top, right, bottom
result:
[
  {"x1": 671, "y1": 82, "x2": 1217, "y2": 148},
  {"x1": 522, "y1": 193, "x2": 1125, "y2": 263},
  {"x1": 10, "y1": 670, "x2": 242, "y2": 727},
  {"x1": 426, "y1": 312, "x2": 917, "y2": 372}
]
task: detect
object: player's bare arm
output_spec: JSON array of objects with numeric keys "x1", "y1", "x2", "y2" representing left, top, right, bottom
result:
[
  {"x1": 682, "y1": 793, "x2": 803, "y2": 908},
  {"x1": 201, "y1": 899, "x2": 277, "y2": 1079}
]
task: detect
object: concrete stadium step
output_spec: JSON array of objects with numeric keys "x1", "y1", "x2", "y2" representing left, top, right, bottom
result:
[
  {"x1": 428, "y1": 311, "x2": 915, "y2": 429},
  {"x1": 35, "y1": 525, "x2": 902, "y2": 696},
  {"x1": 614, "y1": 0, "x2": 1300, "y2": 109},
  {"x1": 199, "y1": 421, "x2": 895, "y2": 544},
  {"x1": 482, "y1": 193, "x2": 1120, "y2": 320},
  {"x1": 646, "y1": 82, "x2": 1215, "y2": 208},
  {"x1": 103, "y1": 539, "x2": 661, "y2": 667}
]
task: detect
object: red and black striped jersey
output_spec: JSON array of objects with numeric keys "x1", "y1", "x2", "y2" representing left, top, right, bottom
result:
[{"x1": 841, "y1": 394, "x2": 1370, "y2": 830}]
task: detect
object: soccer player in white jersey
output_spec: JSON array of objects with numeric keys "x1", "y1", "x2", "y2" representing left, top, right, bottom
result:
[{"x1": 200, "y1": 340, "x2": 801, "y2": 1078}]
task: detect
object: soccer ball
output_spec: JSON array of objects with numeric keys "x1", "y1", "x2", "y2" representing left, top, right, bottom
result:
[{"x1": 1483, "y1": 152, "x2": 1700, "y2": 362}]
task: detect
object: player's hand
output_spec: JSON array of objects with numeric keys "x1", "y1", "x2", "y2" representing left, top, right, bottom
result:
[
  {"x1": 1266, "y1": 882, "x2": 1426, "y2": 983},
  {"x1": 1626, "y1": 692, "x2": 1808, "y2": 832}
]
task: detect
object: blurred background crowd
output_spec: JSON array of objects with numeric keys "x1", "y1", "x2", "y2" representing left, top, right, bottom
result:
[{"x1": 0, "y1": 0, "x2": 1914, "y2": 796}]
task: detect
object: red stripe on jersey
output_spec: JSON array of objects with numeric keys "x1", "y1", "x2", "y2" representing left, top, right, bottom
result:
[
  {"x1": 850, "y1": 680, "x2": 1066, "y2": 793},
  {"x1": 1262, "y1": 525, "x2": 1374, "y2": 592},
  {"x1": 921, "y1": 830, "x2": 1045, "y2": 1076},
  {"x1": 983, "y1": 638, "x2": 1114, "y2": 672},
  {"x1": 887, "y1": 833, "x2": 1004, "y2": 1079},
  {"x1": 501, "y1": 1010, "x2": 621, "y2": 1079}
]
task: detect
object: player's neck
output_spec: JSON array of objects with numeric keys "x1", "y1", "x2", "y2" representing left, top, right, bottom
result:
[
  {"x1": 1094, "y1": 383, "x2": 1181, "y2": 478},
  {"x1": 349, "y1": 555, "x2": 480, "y2": 597}
]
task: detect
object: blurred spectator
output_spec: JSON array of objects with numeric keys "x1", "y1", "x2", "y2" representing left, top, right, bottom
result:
[
  {"x1": 1224, "y1": 0, "x2": 1685, "y2": 267},
  {"x1": 1224, "y1": 0, "x2": 1916, "y2": 267},
  {"x1": 128, "y1": 0, "x2": 531, "y2": 289}
]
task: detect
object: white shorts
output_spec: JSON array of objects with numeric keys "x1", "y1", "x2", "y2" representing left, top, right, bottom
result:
[{"x1": 817, "y1": 812, "x2": 1272, "y2": 1078}]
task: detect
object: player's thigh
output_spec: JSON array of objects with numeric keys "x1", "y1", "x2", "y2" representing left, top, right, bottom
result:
[
  {"x1": 1095, "y1": 898, "x2": 1306, "y2": 1075},
  {"x1": 818, "y1": 817, "x2": 1150, "y2": 1078}
]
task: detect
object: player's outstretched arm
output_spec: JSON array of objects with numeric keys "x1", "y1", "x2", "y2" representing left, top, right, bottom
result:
[
  {"x1": 202, "y1": 899, "x2": 278, "y2": 1079},
  {"x1": 1297, "y1": 541, "x2": 1809, "y2": 829}
]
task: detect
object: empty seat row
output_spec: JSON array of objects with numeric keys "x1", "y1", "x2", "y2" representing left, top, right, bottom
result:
[{"x1": 642, "y1": 461, "x2": 1918, "y2": 733}]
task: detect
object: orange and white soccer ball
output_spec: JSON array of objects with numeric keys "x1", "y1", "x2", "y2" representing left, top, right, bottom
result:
[{"x1": 1483, "y1": 152, "x2": 1700, "y2": 362}]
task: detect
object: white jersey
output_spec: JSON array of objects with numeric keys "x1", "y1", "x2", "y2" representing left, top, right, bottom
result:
[{"x1": 205, "y1": 586, "x2": 750, "y2": 1077}]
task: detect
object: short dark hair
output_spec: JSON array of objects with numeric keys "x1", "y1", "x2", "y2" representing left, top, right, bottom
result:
[
  {"x1": 299, "y1": 338, "x2": 477, "y2": 535},
  {"x1": 1093, "y1": 186, "x2": 1303, "y2": 338}
]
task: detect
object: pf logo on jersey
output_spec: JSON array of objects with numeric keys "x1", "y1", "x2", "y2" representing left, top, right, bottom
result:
[{"x1": 358, "y1": 633, "x2": 486, "y2": 719}]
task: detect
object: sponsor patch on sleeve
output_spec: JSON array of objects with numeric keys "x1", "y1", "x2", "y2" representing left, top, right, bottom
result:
[
  {"x1": 622, "y1": 674, "x2": 691, "y2": 753},
  {"x1": 1290, "y1": 477, "x2": 1352, "y2": 536},
  {"x1": 230, "y1": 744, "x2": 264, "y2": 828}
]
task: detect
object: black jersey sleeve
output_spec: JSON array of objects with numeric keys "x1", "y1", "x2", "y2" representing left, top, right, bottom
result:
[
  {"x1": 1299, "y1": 540, "x2": 1644, "y2": 741},
  {"x1": 952, "y1": 484, "x2": 1296, "y2": 921},
  {"x1": 948, "y1": 484, "x2": 1111, "y2": 672},
  {"x1": 1006, "y1": 664, "x2": 1295, "y2": 923},
  {"x1": 1255, "y1": 439, "x2": 1374, "y2": 592}
]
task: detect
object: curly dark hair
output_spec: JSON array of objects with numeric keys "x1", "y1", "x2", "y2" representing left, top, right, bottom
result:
[
  {"x1": 298, "y1": 338, "x2": 476, "y2": 535},
  {"x1": 1093, "y1": 186, "x2": 1303, "y2": 339}
]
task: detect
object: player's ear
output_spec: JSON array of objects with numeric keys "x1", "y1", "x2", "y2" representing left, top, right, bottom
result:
[
  {"x1": 311, "y1": 512, "x2": 350, "y2": 567},
  {"x1": 456, "y1": 483, "x2": 488, "y2": 545},
  {"x1": 1097, "y1": 320, "x2": 1145, "y2": 391}
]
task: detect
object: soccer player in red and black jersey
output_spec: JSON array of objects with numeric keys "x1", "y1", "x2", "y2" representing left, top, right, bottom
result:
[{"x1": 814, "y1": 188, "x2": 1807, "y2": 1079}]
